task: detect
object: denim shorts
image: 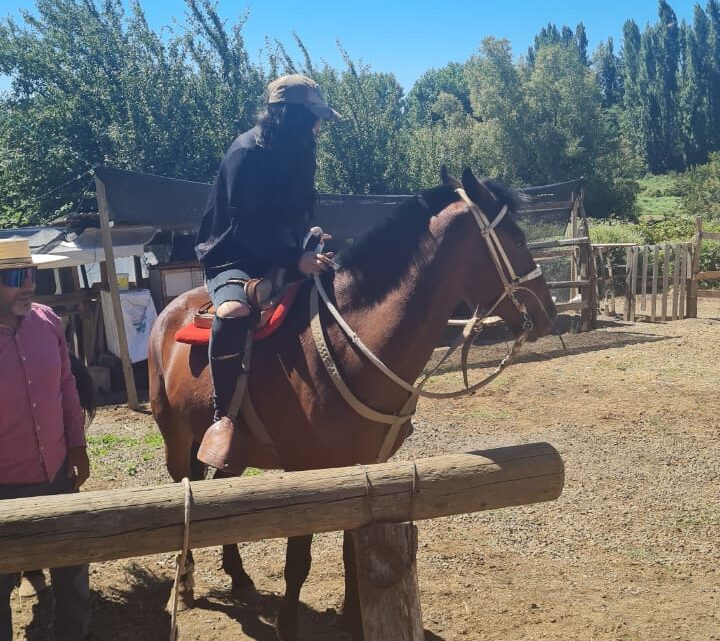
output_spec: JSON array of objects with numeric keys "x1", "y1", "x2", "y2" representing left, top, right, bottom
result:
[{"x1": 205, "y1": 268, "x2": 251, "y2": 308}]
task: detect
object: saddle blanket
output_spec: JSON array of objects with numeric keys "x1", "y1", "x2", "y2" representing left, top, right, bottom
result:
[{"x1": 174, "y1": 280, "x2": 303, "y2": 345}]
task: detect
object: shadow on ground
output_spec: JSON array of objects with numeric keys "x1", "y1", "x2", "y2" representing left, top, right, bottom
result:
[
  {"x1": 15, "y1": 565, "x2": 447, "y2": 641},
  {"x1": 435, "y1": 316, "x2": 677, "y2": 376}
]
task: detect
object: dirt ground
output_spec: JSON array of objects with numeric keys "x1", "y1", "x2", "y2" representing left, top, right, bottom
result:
[{"x1": 9, "y1": 301, "x2": 720, "y2": 641}]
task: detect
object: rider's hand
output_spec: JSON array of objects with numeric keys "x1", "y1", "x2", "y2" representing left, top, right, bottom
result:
[{"x1": 298, "y1": 251, "x2": 335, "y2": 276}]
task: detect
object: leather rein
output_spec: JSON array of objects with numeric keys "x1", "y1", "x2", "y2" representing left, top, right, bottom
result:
[{"x1": 308, "y1": 189, "x2": 556, "y2": 461}]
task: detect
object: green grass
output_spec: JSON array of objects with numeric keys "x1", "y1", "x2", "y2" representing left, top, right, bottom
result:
[{"x1": 636, "y1": 174, "x2": 687, "y2": 221}]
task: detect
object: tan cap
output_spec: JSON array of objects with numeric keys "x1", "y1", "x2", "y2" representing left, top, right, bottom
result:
[
  {"x1": 267, "y1": 74, "x2": 340, "y2": 121},
  {"x1": 0, "y1": 238, "x2": 66, "y2": 269}
]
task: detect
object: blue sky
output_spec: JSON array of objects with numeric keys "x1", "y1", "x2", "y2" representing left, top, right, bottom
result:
[{"x1": 0, "y1": 0, "x2": 701, "y2": 90}]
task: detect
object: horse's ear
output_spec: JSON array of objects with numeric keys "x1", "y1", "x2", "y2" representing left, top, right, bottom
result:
[
  {"x1": 461, "y1": 167, "x2": 498, "y2": 213},
  {"x1": 440, "y1": 165, "x2": 460, "y2": 188}
]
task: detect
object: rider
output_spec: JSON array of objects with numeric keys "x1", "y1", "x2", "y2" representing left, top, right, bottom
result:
[{"x1": 195, "y1": 74, "x2": 338, "y2": 472}]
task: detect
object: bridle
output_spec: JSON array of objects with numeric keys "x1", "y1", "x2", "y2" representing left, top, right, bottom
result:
[{"x1": 308, "y1": 187, "x2": 556, "y2": 459}]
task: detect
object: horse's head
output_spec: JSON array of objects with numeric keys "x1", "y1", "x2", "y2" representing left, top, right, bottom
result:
[{"x1": 441, "y1": 166, "x2": 557, "y2": 342}]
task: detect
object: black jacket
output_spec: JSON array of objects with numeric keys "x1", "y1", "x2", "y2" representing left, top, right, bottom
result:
[{"x1": 195, "y1": 127, "x2": 316, "y2": 278}]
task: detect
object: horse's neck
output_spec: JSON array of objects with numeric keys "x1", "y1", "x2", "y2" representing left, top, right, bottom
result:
[{"x1": 335, "y1": 221, "x2": 468, "y2": 385}]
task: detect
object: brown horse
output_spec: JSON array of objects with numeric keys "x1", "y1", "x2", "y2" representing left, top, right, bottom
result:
[{"x1": 148, "y1": 168, "x2": 557, "y2": 640}]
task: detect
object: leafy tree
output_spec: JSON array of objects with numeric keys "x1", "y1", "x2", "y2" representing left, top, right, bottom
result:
[
  {"x1": 707, "y1": 0, "x2": 720, "y2": 151},
  {"x1": 593, "y1": 37, "x2": 623, "y2": 107},
  {"x1": 678, "y1": 8, "x2": 712, "y2": 166},
  {"x1": 314, "y1": 55, "x2": 407, "y2": 194},
  {"x1": 0, "y1": 0, "x2": 267, "y2": 226},
  {"x1": 405, "y1": 62, "x2": 471, "y2": 127},
  {"x1": 681, "y1": 151, "x2": 720, "y2": 221},
  {"x1": 575, "y1": 22, "x2": 589, "y2": 65}
]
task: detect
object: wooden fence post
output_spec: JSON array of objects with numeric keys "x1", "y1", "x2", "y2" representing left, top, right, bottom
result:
[
  {"x1": 352, "y1": 523, "x2": 424, "y2": 641},
  {"x1": 651, "y1": 245, "x2": 659, "y2": 322},
  {"x1": 687, "y1": 217, "x2": 702, "y2": 318},
  {"x1": 624, "y1": 247, "x2": 632, "y2": 321},
  {"x1": 662, "y1": 245, "x2": 670, "y2": 321},
  {"x1": 672, "y1": 244, "x2": 681, "y2": 320}
]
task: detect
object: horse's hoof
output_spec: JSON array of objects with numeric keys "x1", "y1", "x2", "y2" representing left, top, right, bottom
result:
[{"x1": 231, "y1": 581, "x2": 260, "y2": 605}]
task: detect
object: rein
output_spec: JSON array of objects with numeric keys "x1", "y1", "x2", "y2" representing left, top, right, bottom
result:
[{"x1": 310, "y1": 189, "x2": 554, "y2": 445}]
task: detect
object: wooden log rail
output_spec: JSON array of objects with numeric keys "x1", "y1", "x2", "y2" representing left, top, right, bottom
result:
[{"x1": 0, "y1": 444, "x2": 563, "y2": 573}]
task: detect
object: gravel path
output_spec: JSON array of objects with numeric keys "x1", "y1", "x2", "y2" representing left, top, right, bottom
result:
[{"x1": 9, "y1": 303, "x2": 720, "y2": 640}]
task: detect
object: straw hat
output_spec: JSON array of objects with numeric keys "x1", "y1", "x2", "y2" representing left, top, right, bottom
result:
[{"x1": 0, "y1": 237, "x2": 66, "y2": 269}]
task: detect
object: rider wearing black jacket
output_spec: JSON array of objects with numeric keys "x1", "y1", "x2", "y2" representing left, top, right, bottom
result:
[{"x1": 195, "y1": 75, "x2": 339, "y2": 472}]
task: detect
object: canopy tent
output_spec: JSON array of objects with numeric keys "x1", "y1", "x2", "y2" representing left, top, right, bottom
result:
[
  {"x1": 92, "y1": 165, "x2": 412, "y2": 246},
  {"x1": 0, "y1": 225, "x2": 156, "y2": 268}
]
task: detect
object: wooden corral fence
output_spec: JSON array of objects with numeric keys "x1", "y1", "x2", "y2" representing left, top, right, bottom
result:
[
  {"x1": 620, "y1": 242, "x2": 693, "y2": 322},
  {"x1": 593, "y1": 216, "x2": 720, "y2": 323},
  {"x1": 0, "y1": 444, "x2": 564, "y2": 640},
  {"x1": 687, "y1": 216, "x2": 720, "y2": 317},
  {"x1": 529, "y1": 235, "x2": 597, "y2": 330}
]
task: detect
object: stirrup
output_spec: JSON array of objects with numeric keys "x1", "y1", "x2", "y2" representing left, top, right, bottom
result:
[{"x1": 197, "y1": 416, "x2": 245, "y2": 473}]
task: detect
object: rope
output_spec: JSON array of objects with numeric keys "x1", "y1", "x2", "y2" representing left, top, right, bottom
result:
[
  {"x1": 359, "y1": 465, "x2": 376, "y2": 523},
  {"x1": 170, "y1": 477, "x2": 193, "y2": 641}
]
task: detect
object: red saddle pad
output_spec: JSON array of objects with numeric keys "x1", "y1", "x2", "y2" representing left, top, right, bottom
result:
[{"x1": 174, "y1": 281, "x2": 303, "y2": 345}]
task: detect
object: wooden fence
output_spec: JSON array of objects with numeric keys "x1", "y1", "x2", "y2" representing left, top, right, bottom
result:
[
  {"x1": 0, "y1": 444, "x2": 564, "y2": 640},
  {"x1": 620, "y1": 242, "x2": 694, "y2": 322},
  {"x1": 529, "y1": 236, "x2": 597, "y2": 331},
  {"x1": 687, "y1": 216, "x2": 720, "y2": 317}
]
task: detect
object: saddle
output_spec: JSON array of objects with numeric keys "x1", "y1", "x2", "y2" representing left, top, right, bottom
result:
[{"x1": 174, "y1": 279, "x2": 303, "y2": 345}]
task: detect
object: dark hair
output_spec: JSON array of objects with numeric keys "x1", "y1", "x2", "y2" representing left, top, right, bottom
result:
[{"x1": 256, "y1": 103, "x2": 318, "y2": 154}]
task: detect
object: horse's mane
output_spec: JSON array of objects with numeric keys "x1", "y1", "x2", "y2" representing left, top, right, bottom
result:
[
  {"x1": 338, "y1": 185, "x2": 456, "y2": 272},
  {"x1": 335, "y1": 179, "x2": 527, "y2": 305}
]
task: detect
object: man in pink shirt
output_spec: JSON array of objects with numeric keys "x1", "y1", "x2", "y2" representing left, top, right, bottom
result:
[{"x1": 0, "y1": 238, "x2": 96, "y2": 641}]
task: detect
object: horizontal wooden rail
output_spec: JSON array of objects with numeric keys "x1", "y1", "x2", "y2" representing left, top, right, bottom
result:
[
  {"x1": 697, "y1": 290, "x2": 720, "y2": 299},
  {"x1": 528, "y1": 237, "x2": 589, "y2": 250},
  {"x1": 694, "y1": 270, "x2": 720, "y2": 280},
  {"x1": 533, "y1": 249, "x2": 576, "y2": 261},
  {"x1": 0, "y1": 444, "x2": 564, "y2": 573},
  {"x1": 701, "y1": 231, "x2": 720, "y2": 242},
  {"x1": 555, "y1": 300, "x2": 588, "y2": 312},
  {"x1": 592, "y1": 243, "x2": 638, "y2": 248},
  {"x1": 546, "y1": 280, "x2": 590, "y2": 289}
]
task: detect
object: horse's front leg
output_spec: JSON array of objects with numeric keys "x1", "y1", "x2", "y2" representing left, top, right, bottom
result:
[
  {"x1": 221, "y1": 543, "x2": 260, "y2": 604},
  {"x1": 342, "y1": 530, "x2": 364, "y2": 641},
  {"x1": 276, "y1": 534, "x2": 313, "y2": 641},
  {"x1": 213, "y1": 469, "x2": 260, "y2": 603}
]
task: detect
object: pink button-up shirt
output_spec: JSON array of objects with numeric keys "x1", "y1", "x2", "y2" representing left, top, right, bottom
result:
[{"x1": 0, "y1": 303, "x2": 86, "y2": 485}]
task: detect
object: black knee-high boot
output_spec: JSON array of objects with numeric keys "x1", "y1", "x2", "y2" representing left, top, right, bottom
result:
[
  {"x1": 209, "y1": 315, "x2": 252, "y2": 420},
  {"x1": 198, "y1": 314, "x2": 252, "y2": 472}
]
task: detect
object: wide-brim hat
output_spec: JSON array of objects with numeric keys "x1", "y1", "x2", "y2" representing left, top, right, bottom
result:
[
  {"x1": 267, "y1": 74, "x2": 341, "y2": 121},
  {"x1": 0, "y1": 237, "x2": 66, "y2": 269}
]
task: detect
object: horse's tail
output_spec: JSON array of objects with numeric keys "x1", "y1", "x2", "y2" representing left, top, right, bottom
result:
[{"x1": 69, "y1": 353, "x2": 97, "y2": 429}]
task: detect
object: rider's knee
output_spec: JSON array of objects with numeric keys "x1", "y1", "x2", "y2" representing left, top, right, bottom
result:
[{"x1": 216, "y1": 300, "x2": 251, "y2": 318}]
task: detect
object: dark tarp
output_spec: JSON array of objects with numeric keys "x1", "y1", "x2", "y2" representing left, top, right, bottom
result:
[
  {"x1": 93, "y1": 165, "x2": 581, "y2": 246},
  {"x1": 94, "y1": 166, "x2": 211, "y2": 232}
]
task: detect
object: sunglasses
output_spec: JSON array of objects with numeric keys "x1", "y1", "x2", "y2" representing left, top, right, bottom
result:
[{"x1": 0, "y1": 266, "x2": 37, "y2": 288}]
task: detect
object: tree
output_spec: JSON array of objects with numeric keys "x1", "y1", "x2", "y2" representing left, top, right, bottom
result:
[
  {"x1": 314, "y1": 56, "x2": 407, "y2": 194},
  {"x1": 678, "y1": 8, "x2": 712, "y2": 165},
  {"x1": 0, "y1": 0, "x2": 267, "y2": 226},
  {"x1": 405, "y1": 63, "x2": 471, "y2": 127},
  {"x1": 593, "y1": 37, "x2": 623, "y2": 107}
]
